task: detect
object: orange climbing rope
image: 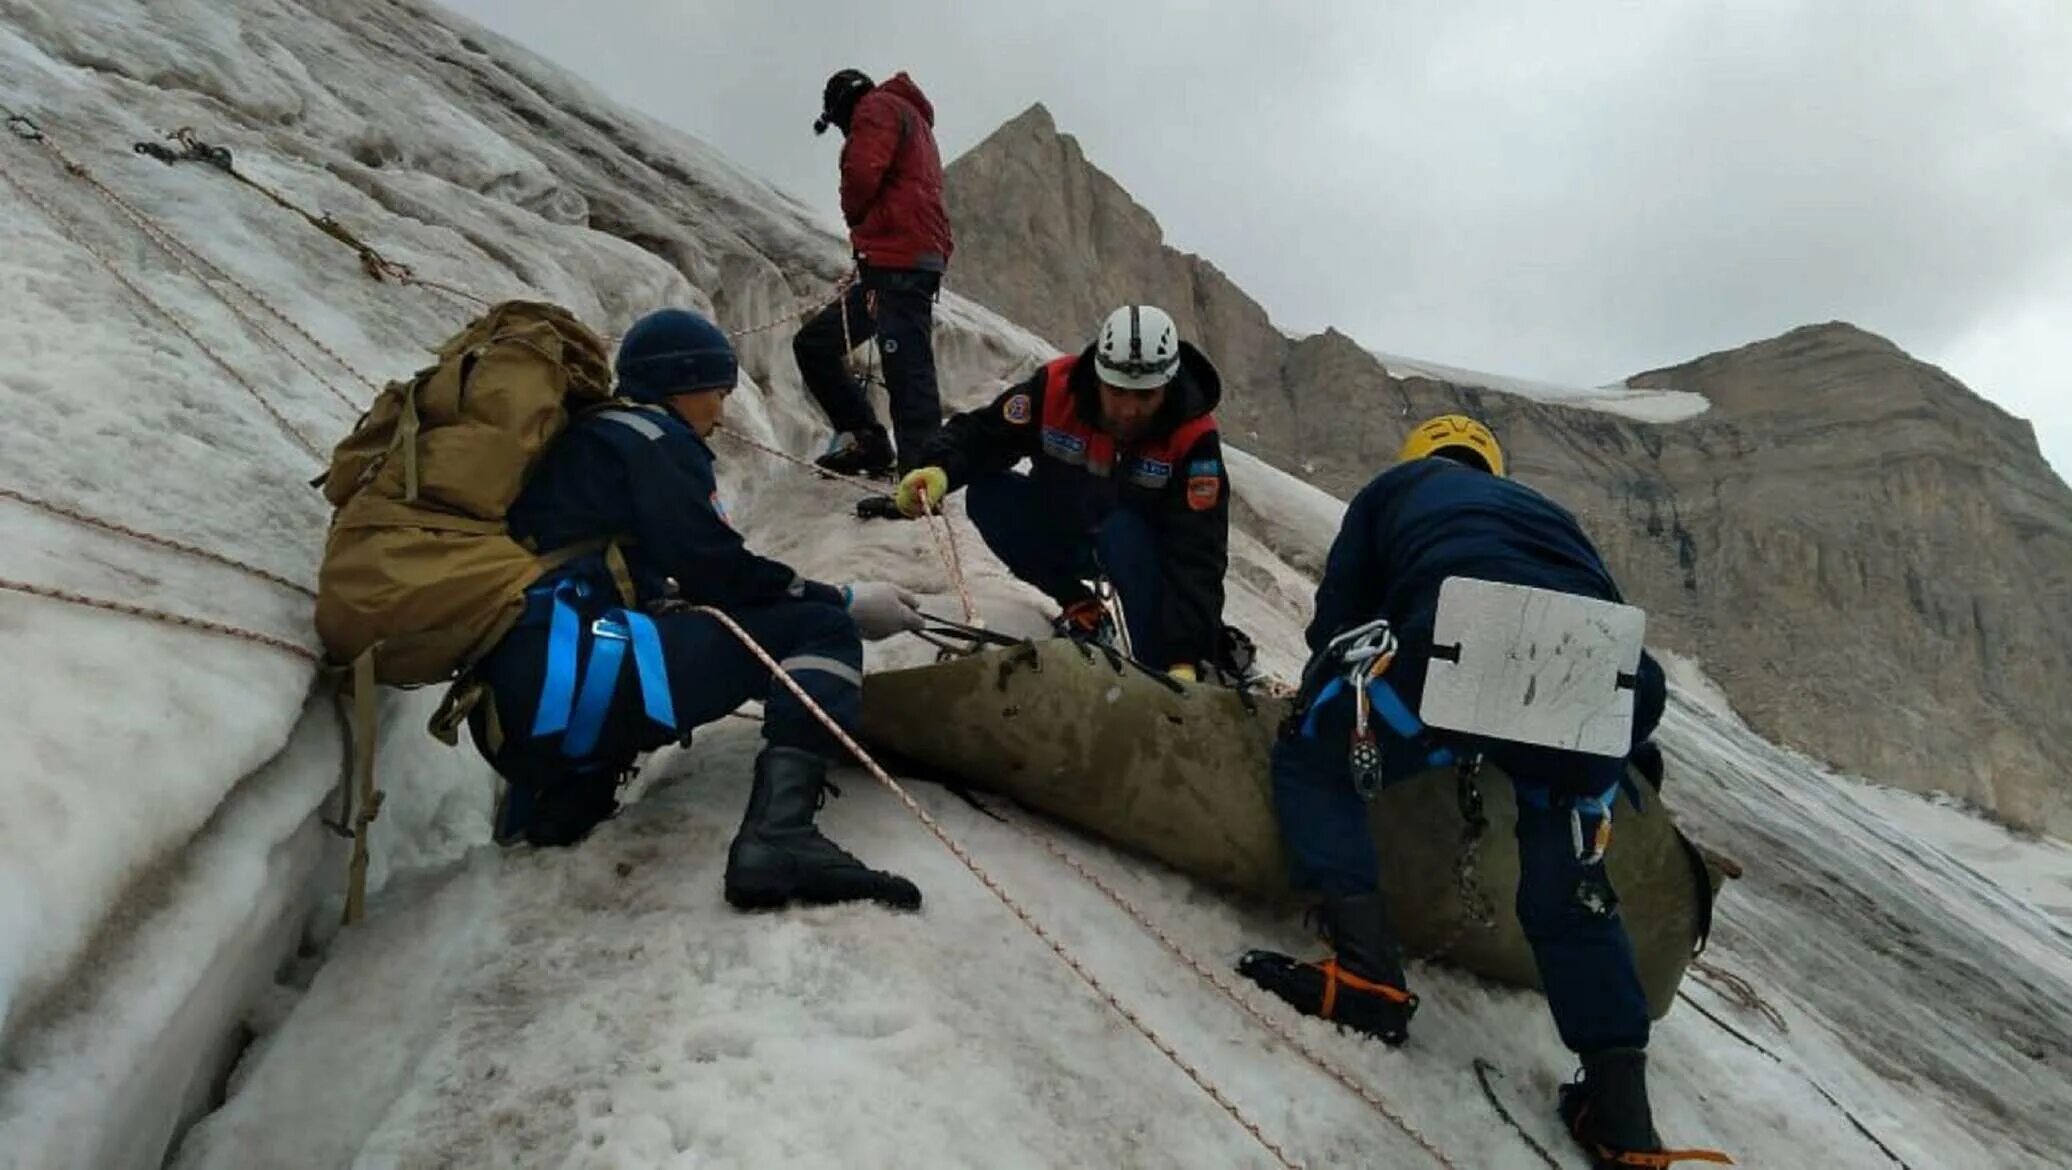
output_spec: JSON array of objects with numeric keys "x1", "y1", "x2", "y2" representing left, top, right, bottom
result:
[{"x1": 695, "y1": 604, "x2": 1388, "y2": 1170}]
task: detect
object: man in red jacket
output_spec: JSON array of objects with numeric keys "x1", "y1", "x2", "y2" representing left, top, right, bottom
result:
[{"x1": 797, "y1": 69, "x2": 956, "y2": 477}]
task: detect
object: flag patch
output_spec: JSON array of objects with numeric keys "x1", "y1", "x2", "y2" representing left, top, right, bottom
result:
[{"x1": 1187, "y1": 475, "x2": 1221, "y2": 511}]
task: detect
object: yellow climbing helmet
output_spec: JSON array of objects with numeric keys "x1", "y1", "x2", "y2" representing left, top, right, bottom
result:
[{"x1": 1397, "y1": 414, "x2": 1505, "y2": 477}]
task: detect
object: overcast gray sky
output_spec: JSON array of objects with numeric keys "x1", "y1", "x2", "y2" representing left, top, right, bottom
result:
[{"x1": 442, "y1": 0, "x2": 2072, "y2": 479}]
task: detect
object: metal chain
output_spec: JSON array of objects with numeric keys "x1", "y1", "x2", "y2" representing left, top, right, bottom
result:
[
  {"x1": 0, "y1": 146, "x2": 327, "y2": 462},
  {"x1": 1411, "y1": 762, "x2": 1499, "y2": 964},
  {"x1": 689, "y1": 605, "x2": 1317, "y2": 1170},
  {"x1": 0, "y1": 485, "x2": 316, "y2": 597},
  {"x1": 1006, "y1": 815, "x2": 1464, "y2": 1169},
  {"x1": 711, "y1": 425, "x2": 980, "y2": 624},
  {"x1": 0, "y1": 574, "x2": 317, "y2": 661}
]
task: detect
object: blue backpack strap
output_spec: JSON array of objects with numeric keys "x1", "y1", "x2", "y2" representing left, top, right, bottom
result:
[
  {"x1": 622, "y1": 611, "x2": 677, "y2": 730},
  {"x1": 558, "y1": 609, "x2": 679, "y2": 761},
  {"x1": 531, "y1": 579, "x2": 589, "y2": 738},
  {"x1": 562, "y1": 616, "x2": 629, "y2": 760}
]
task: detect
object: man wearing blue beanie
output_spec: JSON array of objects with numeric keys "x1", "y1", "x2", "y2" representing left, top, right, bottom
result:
[{"x1": 465, "y1": 307, "x2": 928, "y2": 911}]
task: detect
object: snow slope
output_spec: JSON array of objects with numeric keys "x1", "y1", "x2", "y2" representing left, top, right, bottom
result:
[
  {"x1": 0, "y1": 1, "x2": 2065, "y2": 1167},
  {"x1": 1369, "y1": 349, "x2": 1712, "y2": 424}
]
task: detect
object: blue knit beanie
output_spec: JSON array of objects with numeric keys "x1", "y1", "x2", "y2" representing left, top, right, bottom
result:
[{"x1": 615, "y1": 309, "x2": 738, "y2": 402}]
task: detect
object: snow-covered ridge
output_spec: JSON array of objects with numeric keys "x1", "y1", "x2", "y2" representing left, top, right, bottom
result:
[
  {"x1": 0, "y1": 1, "x2": 2065, "y2": 1167},
  {"x1": 1368, "y1": 349, "x2": 1712, "y2": 424}
]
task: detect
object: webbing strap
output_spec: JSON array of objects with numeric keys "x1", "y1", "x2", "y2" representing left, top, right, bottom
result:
[
  {"x1": 343, "y1": 647, "x2": 380, "y2": 925},
  {"x1": 1513, "y1": 778, "x2": 1622, "y2": 865},
  {"x1": 1593, "y1": 1145, "x2": 1735, "y2": 1167},
  {"x1": 1366, "y1": 676, "x2": 1437, "y2": 750},
  {"x1": 530, "y1": 580, "x2": 675, "y2": 758},
  {"x1": 532, "y1": 579, "x2": 586, "y2": 737},
  {"x1": 563, "y1": 620, "x2": 627, "y2": 759},
  {"x1": 602, "y1": 540, "x2": 636, "y2": 606},
  {"x1": 1300, "y1": 675, "x2": 1453, "y2": 769},
  {"x1": 1299, "y1": 676, "x2": 1346, "y2": 738},
  {"x1": 396, "y1": 379, "x2": 422, "y2": 502},
  {"x1": 623, "y1": 611, "x2": 675, "y2": 728}
]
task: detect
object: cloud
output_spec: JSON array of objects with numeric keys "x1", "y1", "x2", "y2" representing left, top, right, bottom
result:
[{"x1": 441, "y1": 0, "x2": 2072, "y2": 478}]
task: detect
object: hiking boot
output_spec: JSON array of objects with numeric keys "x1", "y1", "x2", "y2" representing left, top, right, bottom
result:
[
  {"x1": 814, "y1": 427, "x2": 895, "y2": 478},
  {"x1": 1558, "y1": 1049, "x2": 1732, "y2": 1167},
  {"x1": 494, "y1": 769, "x2": 620, "y2": 848},
  {"x1": 1237, "y1": 891, "x2": 1418, "y2": 1045},
  {"x1": 1053, "y1": 597, "x2": 1119, "y2": 650},
  {"x1": 723, "y1": 746, "x2": 922, "y2": 911}
]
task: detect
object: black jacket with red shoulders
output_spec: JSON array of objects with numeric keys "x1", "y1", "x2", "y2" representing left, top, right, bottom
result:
[{"x1": 917, "y1": 343, "x2": 1230, "y2": 665}]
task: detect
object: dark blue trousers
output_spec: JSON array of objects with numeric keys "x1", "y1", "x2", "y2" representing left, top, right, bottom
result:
[
  {"x1": 1270, "y1": 679, "x2": 1654, "y2": 1053},
  {"x1": 965, "y1": 470, "x2": 1165, "y2": 665},
  {"x1": 792, "y1": 265, "x2": 942, "y2": 466},
  {"x1": 471, "y1": 598, "x2": 863, "y2": 838}
]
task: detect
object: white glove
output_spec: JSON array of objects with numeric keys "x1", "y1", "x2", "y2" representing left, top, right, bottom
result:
[{"x1": 843, "y1": 581, "x2": 924, "y2": 640}]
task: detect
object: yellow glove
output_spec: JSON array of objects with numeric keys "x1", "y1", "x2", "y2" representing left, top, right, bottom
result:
[
  {"x1": 1167, "y1": 663, "x2": 1198, "y2": 683},
  {"x1": 895, "y1": 466, "x2": 949, "y2": 518}
]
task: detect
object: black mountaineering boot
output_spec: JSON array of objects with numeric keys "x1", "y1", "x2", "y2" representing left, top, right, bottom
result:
[
  {"x1": 724, "y1": 746, "x2": 921, "y2": 911},
  {"x1": 814, "y1": 426, "x2": 896, "y2": 479},
  {"x1": 1237, "y1": 891, "x2": 1419, "y2": 1045},
  {"x1": 1559, "y1": 1048, "x2": 1733, "y2": 1168}
]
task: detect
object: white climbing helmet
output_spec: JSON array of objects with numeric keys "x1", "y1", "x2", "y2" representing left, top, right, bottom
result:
[{"x1": 1094, "y1": 304, "x2": 1182, "y2": 390}]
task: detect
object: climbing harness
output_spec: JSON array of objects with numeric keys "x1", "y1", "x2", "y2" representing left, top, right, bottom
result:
[
  {"x1": 528, "y1": 577, "x2": 677, "y2": 760},
  {"x1": 1298, "y1": 618, "x2": 1455, "y2": 793}
]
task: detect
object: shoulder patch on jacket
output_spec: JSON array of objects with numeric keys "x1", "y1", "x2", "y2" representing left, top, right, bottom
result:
[
  {"x1": 1003, "y1": 392, "x2": 1032, "y2": 425},
  {"x1": 1187, "y1": 458, "x2": 1223, "y2": 478},
  {"x1": 711, "y1": 490, "x2": 733, "y2": 528},
  {"x1": 1187, "y1": 474, "x2": 1222, "y2": 511}
]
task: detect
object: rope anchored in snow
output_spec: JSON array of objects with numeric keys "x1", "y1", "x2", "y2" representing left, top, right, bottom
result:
[
  {"x1": 0, "y1": 146, "x2": 331, "y2": 461},
  {"x1": 1690, "y1": 958, "x2": 1788, "y2": 1033},
  {"x1": 691, "y1": 604, "x2": 1436, "y2": 1170},
  {"x1": 713, "y1": 424, "x2": 981, "y2": 625},
  {"x1": 0, "y1": 575, "x2": 317, "y2": 662},
  {"x1": 130, "y1": 123, "x2": 855, "y2": 346},
  {"x1": 134, "y1": 126, "x2": 492, "y2": 311},
  {"x1": 1472, "y1": 1059, "x2": 1566, "y2": 1170},
  {"x1": 1007, "y1": 815, "x2": 1464, "y2": 1168},
  {"x1": 1676, "y1": 990, "x2": 1912, "y2": 1169},
  {"x1": 26, "y1": 124, "x2": 370, "y2": 409},
  {"x1": 0, "y1": 486, "x2": 317, "y2": 598}
]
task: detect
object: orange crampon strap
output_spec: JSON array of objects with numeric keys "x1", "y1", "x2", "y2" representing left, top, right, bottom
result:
[
  {"x1": 1315, "y1": 958, "x2": 1415, "y2": 1020},
  {"x1": 1588, "y1": 1143, "x2": 1736, "y2": 1167}
]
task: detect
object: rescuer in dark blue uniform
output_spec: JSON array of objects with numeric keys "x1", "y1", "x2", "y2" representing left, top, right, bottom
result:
[
  {"x1": 1239, "y1": 416, "x2": 1703, "y2": 1170},
  {"x1": 468, "y1": 308, "x2": 926, "y2": 911}
]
